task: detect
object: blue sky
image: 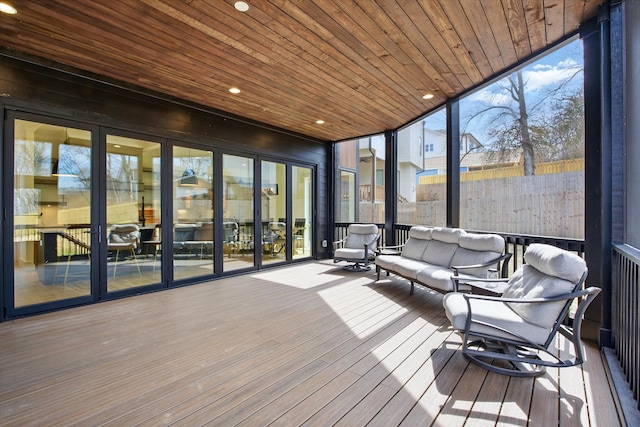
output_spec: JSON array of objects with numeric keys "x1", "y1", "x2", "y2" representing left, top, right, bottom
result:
[{"x1": 425, "y1": 39, "x2": 584, "y2": 148}]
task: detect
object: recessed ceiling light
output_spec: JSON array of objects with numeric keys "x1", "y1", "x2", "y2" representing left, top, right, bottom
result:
[
  {"x1": 316, "y1": 120, "x2": 325, "y2": 125},
  {"x1": 234, "y1": 1, "x2": 249, "y2": 12},
  {"x1": 422, "y1": 93, "x2": 434, "y2": 100},
  {"x1": 0, "y1": 2, "x2": 17, "y2": 14},
  {"x1": 229, "y1": 87, "x2": 241, "y2": 94}
]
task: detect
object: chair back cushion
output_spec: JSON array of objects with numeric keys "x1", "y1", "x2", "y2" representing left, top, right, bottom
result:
[
  {"x1": 401, "y1": 227, "x2": 432, "y2": 260},
  {"x1": 503, "y1": 244, "x2": 586, "y2": 329},
  {"x1": 449, "y1": 233, "x2": 505, "y2": 277},
  {"x1": 421, "y1": 227, "x2": 464, "y2": 267},
  {"x1": 109, "y1": 224, "x2": 140, "y2": 245},
  {"x1": 344, "y1": 224, "x2": 379, "y2": 250}
]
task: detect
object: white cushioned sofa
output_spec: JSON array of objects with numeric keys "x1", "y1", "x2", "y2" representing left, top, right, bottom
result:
[{"x1": 375, "y1": 226, "x2": 510, "y2": 294}]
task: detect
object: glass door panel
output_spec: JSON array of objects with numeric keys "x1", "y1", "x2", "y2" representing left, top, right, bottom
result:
[
  {"x1": 261, "y1": 161, "x2": 287, "y2": 265},
  {"x1": 13, "y1": 120, "x2": 92, "y2": 308},
  {"x1": 173, "y1": 146, "x2": 214, "y2": 280},
  {"x1": 106, "y1": 135, "x2": 162, "y2": 292},
  {"x1": 223, "y1": 154, "x2": 254, "y2": 271},
  {"x1": 292, "y1": 166, "x2": 313, "y2": 259}
]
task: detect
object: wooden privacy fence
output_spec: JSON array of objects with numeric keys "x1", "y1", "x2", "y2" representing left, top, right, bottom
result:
[
  {"x1": 406, "y1": 171, "x2": 585, "y2": 239},
  {"x1": 418, "y1": 158, "x2": 585, "y2": 185}
]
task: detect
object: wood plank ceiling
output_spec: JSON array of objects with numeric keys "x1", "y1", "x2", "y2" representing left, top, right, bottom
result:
[{"x1": 0, "y1": 0, "x2": 605, "y2": 142}]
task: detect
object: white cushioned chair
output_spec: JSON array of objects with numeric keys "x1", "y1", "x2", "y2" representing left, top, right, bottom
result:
[
  {"x1": 443, "y1": 243, "x2": 601, "y2": 377},
  {"x1": 333, "y1": 224, "x2": 380, "y2": 271}
]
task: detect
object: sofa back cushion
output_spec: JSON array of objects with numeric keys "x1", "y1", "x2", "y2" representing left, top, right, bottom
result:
[
  {"x1": 421, "y1": 227, "x2": 464, "y2": 267},
  {"x1": 401, "y1": 227, "x2": 432, "y2": 260},
  {"x1": 449, "y1": 233, "x2": 505, "y2": 277},
  {"x1": 503, "y1": 244, "x2": 586, "y2": 329}
]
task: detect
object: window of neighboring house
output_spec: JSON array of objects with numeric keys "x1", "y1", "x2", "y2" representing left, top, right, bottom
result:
[{"x1": 376, "y1": 169, "x2": 383, "y2": 186}]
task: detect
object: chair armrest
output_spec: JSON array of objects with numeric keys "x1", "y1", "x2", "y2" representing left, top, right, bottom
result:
[
  {"x1": 332, "y1": 238, "x2": 346, "y2": 250},
  {"x1": 451, "y1": 275, "x2": 509, "y2": 292},
  {"x1": 451, "y1": 252, "x2": 512, "y2": 273},
  {"x1": 461, "y1": 287, "x2": 599, "y2": 305}
]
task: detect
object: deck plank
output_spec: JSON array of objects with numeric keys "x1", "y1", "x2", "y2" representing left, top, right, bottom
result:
[{"x1": 0, "y1": 261, "x2": 622, "y2": 427}]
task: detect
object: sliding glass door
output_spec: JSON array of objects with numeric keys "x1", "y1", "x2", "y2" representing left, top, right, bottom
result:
[
  {"x1": 106, "y1": 134, "x2": 162, "y2": 292},
  {"x1": 173, "y1": 145, "x2": 215, "y2": 281},
  {"x1": 292, "y1": 165, "x2": 313, "y2": 259},
  {"x1": 9, "y1": 118, "x2": 95, "y2": 312}
]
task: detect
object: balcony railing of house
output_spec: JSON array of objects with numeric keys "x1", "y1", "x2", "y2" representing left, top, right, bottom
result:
[
  {"x1": 334, "y1": 223, "x2": 584, "y2": 278},
  {"x1": 612, "y1": 243, "x2": 640, "y2": 410},
  {"x1": 359, "y1": 185, "x2": 385, "y2": 202}
]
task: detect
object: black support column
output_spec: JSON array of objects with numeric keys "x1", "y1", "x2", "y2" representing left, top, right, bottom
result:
[
  {"x1": 446, "y1": 99, "x2": 460, "y2": 228},
  {"x1": 582, "y1": 6, "x2": 612, "y2": 346}
]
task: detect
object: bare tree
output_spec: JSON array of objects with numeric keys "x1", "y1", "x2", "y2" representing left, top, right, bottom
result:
[{"x1": 463, "y1": 63, "x2": 583, "y2": 175}]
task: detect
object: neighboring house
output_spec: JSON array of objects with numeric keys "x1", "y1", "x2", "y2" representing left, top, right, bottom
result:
[{"x1": 357, "y1": 135, "x2": 386, "y2": 202}]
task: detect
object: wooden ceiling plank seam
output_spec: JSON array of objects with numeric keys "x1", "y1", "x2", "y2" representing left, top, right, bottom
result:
[
  {"x1": 329, "y1": 0, "x2": 451, "y2": 105},
  {"x1": 323, "y1": 1, "x2": 437, "y2": 108},
  {"x1": 457, "y1": 0, "x2": 508, "y2": 75},
  {"x1": 349, "y1": 0, "x2": 460, "y2": 106},
  {"x1": 395, "y1": 0, "x2": 473, "y2": 89},
  {"x1": 361, "y1": 0, "x2": 461, "y2": 97},
  {"x1": 435, "y1": 0, "x2": 495, "y2": 81},
  {"x1": 522, "y1": 0, "x2": 549, "y2": 53},
  {"x1": 277, "y1": 0, "x2": 427, "y2": 115},
  {"x1": 564, "y1": 0, "x2": 586, "y2": 33},
  {"x1": 500, "y1": 0, "x2": 534, "y2": 60},
  {"x1": 479, "y1": 0, "x2": 520, "y2": 66},
  {"x1": 412, "y1": 0, "x2": 482, "y2": 85},
  {"x1": 412, "y1": 0, "x2": 479, "y2": 87},
  {"x1": 542, "y1": 0, "x2": 566, "y2": 44}
]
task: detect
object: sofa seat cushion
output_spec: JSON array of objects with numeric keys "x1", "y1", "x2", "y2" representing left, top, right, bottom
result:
[
  {"x1": 375, "y1": 254, "x2": 400, "y2": 270},
  {"x1": 415, "y1": 264, "x2": 458, "y2": 292},
  {"x1": 392, "y1": 257, "x2": 430, "y2": 280},
  {"x1": 443, "y1": 293, "x2": 551, "y2": 345}
]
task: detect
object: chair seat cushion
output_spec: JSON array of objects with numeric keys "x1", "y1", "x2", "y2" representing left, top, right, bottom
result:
[
  {"x1": 443, "y1": 293, "x2": 552, "y2": 345},
  {"x1": 335, "y1": 248, "x2": 370, "y2": 261}
]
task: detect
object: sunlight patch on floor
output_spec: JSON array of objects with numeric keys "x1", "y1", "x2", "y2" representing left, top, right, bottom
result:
[
  {"x1": 250, "y1": 263, "x2": 344, "y2": 289},
  {"x1": 318, "y1": 278, "x2": 408, "y2": 339}
]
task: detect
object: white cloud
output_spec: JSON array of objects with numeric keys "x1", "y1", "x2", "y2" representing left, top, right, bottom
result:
[
  {"x1": 522, "y1": 58, "x2": 581, "y2": 92},
  {"x1": 468, "y1": 88, "x2": 511, "y2": 106}
]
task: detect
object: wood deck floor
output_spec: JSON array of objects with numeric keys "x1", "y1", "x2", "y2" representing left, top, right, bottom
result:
[{"x1": 0, "y1": 261, "x2": 622, "y2": 426}]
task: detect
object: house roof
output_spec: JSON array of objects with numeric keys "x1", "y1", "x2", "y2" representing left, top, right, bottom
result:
[{"x1": 0, "y1": 0, "x2": 605, "y2": 142}]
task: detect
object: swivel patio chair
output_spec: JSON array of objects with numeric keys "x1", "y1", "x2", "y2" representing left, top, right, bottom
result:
[
  {"x1": 333, "y1": 223, "x2": 380, "y2": 271},
  {"x1": 443, "y1": 243, "x2": 600, "y2": 377}
]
